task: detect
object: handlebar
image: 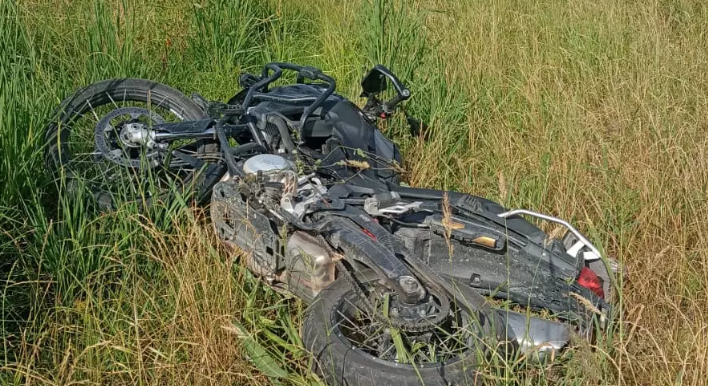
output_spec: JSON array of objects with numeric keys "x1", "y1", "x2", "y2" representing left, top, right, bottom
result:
[{"x1": 371, "y1": 64, "x2": 410, "y2": 101}]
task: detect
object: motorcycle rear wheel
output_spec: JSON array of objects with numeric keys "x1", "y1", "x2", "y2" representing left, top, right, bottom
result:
[{"x1": 44, "y1": 78, "x2": 217, "y2": 210}]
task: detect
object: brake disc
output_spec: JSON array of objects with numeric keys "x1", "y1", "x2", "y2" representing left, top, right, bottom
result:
[{"x1": 94, "y1": 107, "x2": 165, "y2": 168}]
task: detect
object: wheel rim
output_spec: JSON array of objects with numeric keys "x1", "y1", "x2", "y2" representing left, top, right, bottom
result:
[
  {"x1": 50, "y1": 89, "x2": 217, "y2": 208},
  {"x1": 331, "y1": 281, "x2": 483, "y2": 366}
]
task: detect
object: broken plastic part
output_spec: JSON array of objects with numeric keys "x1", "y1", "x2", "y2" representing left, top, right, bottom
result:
[
  {"x1": 501, "y1": 310, "x2": 570, "y2": 363},
  {"x1": 577, "y1": 267, "x2": 604, "y2": 298}
]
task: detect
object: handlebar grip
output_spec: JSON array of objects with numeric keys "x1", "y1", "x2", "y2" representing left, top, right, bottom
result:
[{"x1": 385, "y1": 88, "x2": 411, "y2": 110}]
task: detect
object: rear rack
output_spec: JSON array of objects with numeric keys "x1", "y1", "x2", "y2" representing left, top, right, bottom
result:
[{"x1": 497, "y1": 209, "x2": 602, "y2": 261}]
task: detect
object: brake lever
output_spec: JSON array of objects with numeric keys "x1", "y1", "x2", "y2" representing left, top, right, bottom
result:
[
  {"x1": 369, "y1": 65, "x2": 411, "y2": 111},
  {"x1": 372, "y1": 65, "x2": 409, "y2": 97}
]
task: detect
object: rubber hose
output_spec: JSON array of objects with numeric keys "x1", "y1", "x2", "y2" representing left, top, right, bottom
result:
[{"x1": 266, "y1": 114, "x2": 296, "y2": 152}]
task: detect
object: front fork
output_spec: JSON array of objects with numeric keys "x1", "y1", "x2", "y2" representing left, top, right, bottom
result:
[{"x1": 320, "y1": 212, "x2": 427, "y2": 304}]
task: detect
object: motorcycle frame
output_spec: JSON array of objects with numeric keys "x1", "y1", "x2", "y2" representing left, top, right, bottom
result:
[{"x1": 149, "y1": 62, "x2": 439, "y2": 303}]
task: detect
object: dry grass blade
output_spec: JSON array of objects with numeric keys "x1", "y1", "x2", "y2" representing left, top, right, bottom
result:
[
  {"x1": 343, "y1": 159, "x2": 371, "y2": 170},
  {"x1": 440, "y1": 192, "x2": 457, "y2": 259}
]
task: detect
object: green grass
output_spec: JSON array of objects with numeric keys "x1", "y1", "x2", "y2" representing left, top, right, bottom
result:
[{"x1": 2, "y1": 0, "x2": 708, "y2": 384}]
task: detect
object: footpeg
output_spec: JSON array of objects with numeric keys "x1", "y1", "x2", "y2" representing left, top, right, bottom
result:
[{"x1": 364, "y1": 192, "x2": 422, "y2": 216}]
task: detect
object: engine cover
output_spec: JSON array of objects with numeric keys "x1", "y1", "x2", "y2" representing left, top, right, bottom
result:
[
  {"x1": 243, "y1": 154, "x2": 296, "y2": 176},
  {"x1": 211, "y1": 179, "x2": 282, "y2": 274},
  {"x1": 283, "y1": 231, "x2": 336, "y2": 303}
]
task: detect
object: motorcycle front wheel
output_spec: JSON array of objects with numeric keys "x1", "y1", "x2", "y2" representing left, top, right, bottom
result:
[{"x1": 302, "y1": 273, "x2": 508, "y2": 386}]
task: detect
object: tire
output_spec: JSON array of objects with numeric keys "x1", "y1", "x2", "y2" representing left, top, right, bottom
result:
[
  {"x1": 302, "y1": 274, "x2": 506, "y2": 386},
  {"x1": 44, "y1": 78, "x2": 214, "y2": 210}
]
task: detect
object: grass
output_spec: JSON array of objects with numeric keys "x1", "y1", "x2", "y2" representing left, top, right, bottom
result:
[{"x1": 1, "y1": 0, "x2": 707, "y2": 384}]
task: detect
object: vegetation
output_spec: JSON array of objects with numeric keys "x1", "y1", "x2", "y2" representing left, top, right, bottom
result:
[{"x1": 1, "y1": 0, "x2": 707, "y2": 384}]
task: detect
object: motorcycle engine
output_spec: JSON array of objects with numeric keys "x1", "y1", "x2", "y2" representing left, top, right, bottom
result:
[{"x1": 211, "y1": 153, "x2": 336, "y2": 302}]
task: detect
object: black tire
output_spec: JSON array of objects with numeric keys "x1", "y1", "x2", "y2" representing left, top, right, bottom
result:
[
  {"x1": 302, "y1": 274, "x2": 506, "y2": 386},
  {"x1": 44, "y1": 78, "x2": 214, "y2": 210}
]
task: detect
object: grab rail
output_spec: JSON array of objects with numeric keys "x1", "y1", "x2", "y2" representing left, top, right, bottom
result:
[{"x1": 497, "y1": 209, "x2": 602, "y2": 261}]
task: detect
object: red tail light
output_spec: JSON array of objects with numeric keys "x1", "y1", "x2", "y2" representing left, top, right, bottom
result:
[{"x1": 577, "y1": 267, "x2": 604, "y2": 298}]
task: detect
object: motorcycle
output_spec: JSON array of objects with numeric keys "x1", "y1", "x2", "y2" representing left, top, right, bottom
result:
[{"x1": 44, "y1": 62, "x2": 622, "y2": 386}]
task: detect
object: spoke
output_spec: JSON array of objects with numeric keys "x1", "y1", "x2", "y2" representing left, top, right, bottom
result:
[
  {"x1": 437, "y1": 334, "x2": 463, "y2": 358},
  {"x1": 334, "y1": 285, "x2": 473, "y2": 365},
  {"x1": 171, "y1": 107, "x2": 185, "y2": 121},
  {"x1": 334, "y1": 301, "x2": 368, "y2": 331},
  {"x1": 105, "y1": 91, "x2": 119, "y2": 109},
  {"x1": 357, "y1": 324, "x2": 388, "y2": 348},
  {"x1": 154, "y1": 93, "x2": 169, "y2": 110},
  {"x1": 72, "y1": 151, "x2": 102, "y2": 158},
  {"x1": 378, "y1": 337, "x2": 396, "y2": 359},
  {"x1": 336, "y1": 299, "x2": 390, "y2": 353},
  {"x1": 86, "y1": 100, "x2": 100, "y2": 122}
]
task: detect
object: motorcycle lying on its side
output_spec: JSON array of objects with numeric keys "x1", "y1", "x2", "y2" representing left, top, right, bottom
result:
[{"x1": 44, "y1": 62, "x2": 623, "y2": 386}]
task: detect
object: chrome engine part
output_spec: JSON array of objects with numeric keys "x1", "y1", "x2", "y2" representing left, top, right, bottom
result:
[
  {"x1": 283, "y1": 231, "x2": 337, "y2": 302},
  {"x1": 280, "y1": 177, "x2": 327, "y2": 218},
  {"x1": 243, "y1": 154, "x2": 296, "y2": 176},
  {"x1": 120, "y1": 121, "x2": 157, "y2": 149}
]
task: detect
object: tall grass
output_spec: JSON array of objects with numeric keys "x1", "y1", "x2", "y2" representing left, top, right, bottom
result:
[
  {"x1": 1, "y1": 1, "x2": 314, "y2": 385},
  {"x1": 2, "y1": 0, "x2": 708, "y2": 385}
]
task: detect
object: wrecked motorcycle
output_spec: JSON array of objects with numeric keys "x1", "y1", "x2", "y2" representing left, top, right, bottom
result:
[{"x1": 45, "y1": 62, "x2": 622, "y2": 386}]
